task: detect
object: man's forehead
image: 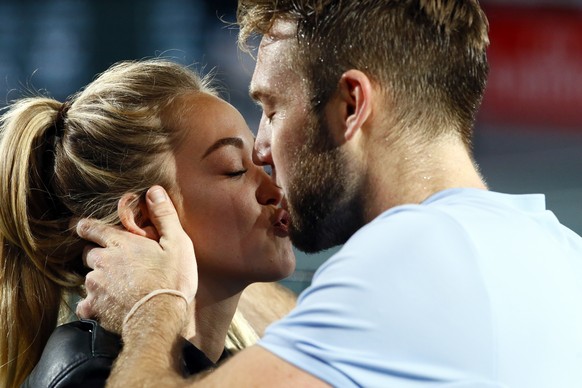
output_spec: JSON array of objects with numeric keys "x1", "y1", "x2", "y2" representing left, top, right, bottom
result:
[
  {"x1": 250, "y1": 19, "x2": 304, "y2": 102},
  {"x1": 261, "y1": 19, "x2": 296, "y2": 47}
]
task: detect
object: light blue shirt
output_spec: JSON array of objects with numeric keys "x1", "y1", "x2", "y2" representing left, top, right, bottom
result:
[{"x1": 260, "y1": 189, "x2": 582, "y2": 387}]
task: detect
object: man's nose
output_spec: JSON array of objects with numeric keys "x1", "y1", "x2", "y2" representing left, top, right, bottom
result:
[{"x1": 253, "y1": 122, "x2": 273, "y2": 167}]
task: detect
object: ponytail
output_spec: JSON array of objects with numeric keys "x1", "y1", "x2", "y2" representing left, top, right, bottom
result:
[
  {"x1": 0, "y1": 98, "x2": 83, "y2": 388},
  {"x1": 0, "y1": 60, "x2": 217, "y2": 387}
]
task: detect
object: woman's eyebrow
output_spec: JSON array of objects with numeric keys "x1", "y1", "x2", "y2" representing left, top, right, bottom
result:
[{"x1": 202, "y1": 137, "x2": 244, "y2": 160}]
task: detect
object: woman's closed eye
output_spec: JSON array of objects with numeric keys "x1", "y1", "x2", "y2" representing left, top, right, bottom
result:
[{"x1": 225, "y1": 169, "x2": 248, "y2": 178}]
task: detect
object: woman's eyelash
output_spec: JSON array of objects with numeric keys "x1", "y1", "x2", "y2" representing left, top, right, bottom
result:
[{"x1": 225, "y1": 169, "x2": 248, "y2": 177}]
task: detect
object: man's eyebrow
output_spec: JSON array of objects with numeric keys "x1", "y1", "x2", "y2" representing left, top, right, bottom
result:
[
  {"x1": 249, "y1": 86, "x2": 272, "y2": 105},
  {"x1": 249, "y1": 87, "x2": 262, "y2": 102},
  {"x1": 202, "y1": 137, "x2": 244, "y2": 160}
]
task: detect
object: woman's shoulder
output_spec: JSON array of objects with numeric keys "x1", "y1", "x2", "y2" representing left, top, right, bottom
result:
[{"x1": 22, "y1": 319, "x2": 121, "y2": 388}]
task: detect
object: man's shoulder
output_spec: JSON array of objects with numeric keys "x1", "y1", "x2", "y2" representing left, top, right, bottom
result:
[
  {"x1": 343, "y1": 188, "x2": 540, "y2": 253},
  {"x1": 346, "y1": 201, "x2": 470, "y2": 250}
]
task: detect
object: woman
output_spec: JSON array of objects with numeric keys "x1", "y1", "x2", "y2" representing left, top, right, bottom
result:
[{"x1": 0, "y1": 59, "x2": 295, "y2": 387}]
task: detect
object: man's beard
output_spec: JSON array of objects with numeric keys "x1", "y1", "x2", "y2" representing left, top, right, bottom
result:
[{"x1": 286, "y1": 112, "x2": 366, "y2": 253}]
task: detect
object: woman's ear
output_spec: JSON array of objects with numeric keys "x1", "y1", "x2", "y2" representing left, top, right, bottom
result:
[{"x1": 118, "y1": 193, "x2": 160, "y2": 241}]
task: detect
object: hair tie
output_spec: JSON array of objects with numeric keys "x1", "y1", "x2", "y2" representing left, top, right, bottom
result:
[
  {"x1": 123, "y1": 289, "x2": 189, "y2": 328},
  {"x1": 54, "y1": 100, "x2": 71, "y2": 137},
  {"x1": 43, "y1": 100, "x2": 72, "y2": 217}
]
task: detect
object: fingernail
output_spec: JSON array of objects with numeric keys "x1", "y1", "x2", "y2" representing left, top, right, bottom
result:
[
  {"x1": 149, "y1": 187, "x2": 167, "y2": 204},
  {"x1": 75, "y1": 219, "x2": 86, "y2": 236}
]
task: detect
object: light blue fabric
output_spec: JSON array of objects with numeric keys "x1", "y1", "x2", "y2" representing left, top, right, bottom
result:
[{"x1": 259, "y1": 188, "x2": 582, "y2": 387}]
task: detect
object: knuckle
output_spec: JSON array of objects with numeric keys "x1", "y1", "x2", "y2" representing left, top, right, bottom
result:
[
  {"x1": 176, "y1": 233, "x2": 194, "y2": 248},
  {"x1": 76, "y1": 299, "x2": 92, "y2": 319},
  {"x1": 83, "y1": 246, "x2": 99, "y2": 268},
  {"x1": 108, "y1": 236, "x2": 122, "y2": 249},
  {"x1": 87, "y1": 248, "x2": 109, "y2": 269},
  {"x1": 92, "y1": 254, "x2": 104, "y2": 269},
  {"x1": 153, "y1": 203, "x2": 176, "y2": 218},
  {"x1": 84, "y1": 272, "x2": 99, "y2": 291}
]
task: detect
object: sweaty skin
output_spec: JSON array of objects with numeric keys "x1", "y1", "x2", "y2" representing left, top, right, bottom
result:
[
  {"x1": 77, "y1": 186, "x2": 329, "y2": 387},
  {"x1": 78, "y1": 92, "x2": 295, "y2": 363},
  {"x1": 77, "y1": 18, "x2": 487, "y2": 388}
]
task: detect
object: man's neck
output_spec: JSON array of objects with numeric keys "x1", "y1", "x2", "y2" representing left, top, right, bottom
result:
[{"x1": 362, "y1": 135, "x2": 487, "y2": 222}]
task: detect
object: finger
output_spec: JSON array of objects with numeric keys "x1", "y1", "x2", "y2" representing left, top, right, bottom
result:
[
  {"x1": 76, "y1": 297, "x2": 94, "y2": 319},
  {"x1": 82, "y1": 243, "x2": 101, "y2": 269},
  {"x1": 145, "y1": 186, "x2": 184, "y2": 247},
  {"x1": 76, "y1": 218, "x2": 127, "y2": 248},
  {"x1": 78, "y1": 272, "x2": 103, "y2": 318},
  {"x1": 76, "y1": 218, "x2": 112, "y2": 247},
  {"x1": 84, "y1": 270, "x2": 100, "y2": 293}
]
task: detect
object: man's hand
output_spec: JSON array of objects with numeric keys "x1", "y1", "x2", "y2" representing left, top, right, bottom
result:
[{"x1": 75, "y1": 186, "x2": 198, "y2": 334}]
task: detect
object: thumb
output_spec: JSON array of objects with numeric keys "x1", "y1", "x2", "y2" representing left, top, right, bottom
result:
[
  {"x1": 146, "y1": 185, "x2": 197, "y2": 300},
  {"x1": 145, "y1": 186, "x2": 183, "y2": 247}
]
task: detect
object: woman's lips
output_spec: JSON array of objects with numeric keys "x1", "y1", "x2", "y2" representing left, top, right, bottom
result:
[{"x1": 272, "y1": 208, "x2": 290, "y2": 237}]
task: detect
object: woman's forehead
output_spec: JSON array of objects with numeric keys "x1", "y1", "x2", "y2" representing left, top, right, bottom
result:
[{"x1": 172, "y1": 93, "x2": 254, "y2": 152}]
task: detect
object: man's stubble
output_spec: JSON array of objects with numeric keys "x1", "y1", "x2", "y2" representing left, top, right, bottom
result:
[{"x1": 286, "y1": 111, "x2": 366, "y2": 253}]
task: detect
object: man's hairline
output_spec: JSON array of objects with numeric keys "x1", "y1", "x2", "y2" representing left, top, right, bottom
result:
[
  {"x1": 261, "y1": 18, "x2": 297, "y2": 46},
  {"x1": 249, "y1": 24, "x2": 298, "y2": 104}
]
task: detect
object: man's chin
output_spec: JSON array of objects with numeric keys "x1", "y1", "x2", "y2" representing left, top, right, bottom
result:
[
  {"x1": 288, "y1": 197, "x2": 366, "y2": 253},
  {"x1": 289, "y1": 224, "x2": 347, "y2": 254}
]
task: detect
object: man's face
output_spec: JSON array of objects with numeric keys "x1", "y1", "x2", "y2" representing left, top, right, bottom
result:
[{"x1": 250, "y1": 20, "x2": 365, "y2": 252}]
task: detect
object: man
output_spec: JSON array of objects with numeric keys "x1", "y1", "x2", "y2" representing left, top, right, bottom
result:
[{"x1": 77, "y1": 1, "x2": 582, "y2": 386}]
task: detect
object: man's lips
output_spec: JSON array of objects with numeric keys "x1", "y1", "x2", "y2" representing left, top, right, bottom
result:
[{"x1": 272, "y1": 208, "x2": 290, "y2": 237}]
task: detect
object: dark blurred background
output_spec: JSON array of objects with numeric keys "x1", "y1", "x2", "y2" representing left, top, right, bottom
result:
[{"x1": 1, "y1": 0, "x2": 580, "y2": 293}]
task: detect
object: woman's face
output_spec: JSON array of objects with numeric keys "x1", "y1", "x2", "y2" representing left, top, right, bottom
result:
[{"x1": 169, "y1": 93, "x2": 295, "y2": 291}]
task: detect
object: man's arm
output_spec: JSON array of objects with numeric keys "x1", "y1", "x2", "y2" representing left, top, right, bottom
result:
[
  {"x1": 77, "y1": 186, "x2": 328, "y2": 387},
  {"x1": 109, "y1": 290, "x2": 325, "y2": 387},
  {"x1": 107, "y1": 294, "x2": 190, "y2": 387}
]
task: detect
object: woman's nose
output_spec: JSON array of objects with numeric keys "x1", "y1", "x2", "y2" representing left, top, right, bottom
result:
[{"x1": 256, "y1": 168, "x2": 283, "y2": 206}]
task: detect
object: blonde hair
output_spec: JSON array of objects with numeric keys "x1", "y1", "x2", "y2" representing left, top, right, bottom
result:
[
  {"x1": 225, "y1": 282, "x2": 298, "y2": 352},
  {"x1": 225, "y1": 310, "x2": 260, "y2": 352},
  {"x1": 0, "y1": 59, "x2": 227, "y2": 387}
]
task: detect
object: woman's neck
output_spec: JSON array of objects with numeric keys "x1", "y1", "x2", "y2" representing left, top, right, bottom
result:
[{"x1": 181, "y1": 279, "x2": 243, "y2": 363}]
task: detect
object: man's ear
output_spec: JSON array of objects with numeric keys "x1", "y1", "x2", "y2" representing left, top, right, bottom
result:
[
  {"x1": 336, "y1": 69, "x2": 374, "y2": 141},
  {"x1": 118, "y1": 193, "x2": 160, "y2": 241}
]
